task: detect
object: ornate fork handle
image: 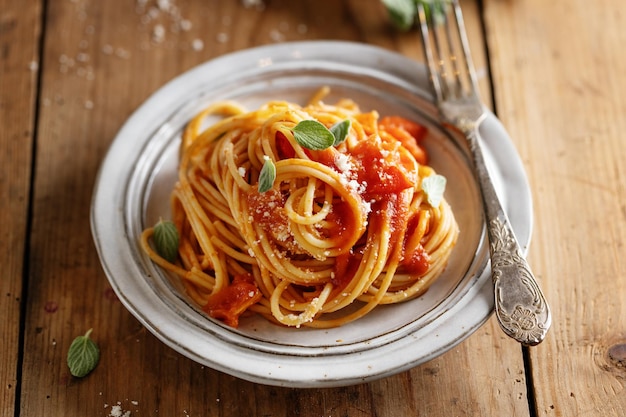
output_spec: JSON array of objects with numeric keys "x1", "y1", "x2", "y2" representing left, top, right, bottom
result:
[
  {"x1": 466, "y1": 121, "x2": 552, "y2": 346},
  {"x1": 417, "y1": 0, "x2": 551, "y2": 345}
]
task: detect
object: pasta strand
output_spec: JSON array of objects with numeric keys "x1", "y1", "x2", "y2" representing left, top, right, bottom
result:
[{"x1": 142, "y1": 91, "x2": 460, "y2": 328}]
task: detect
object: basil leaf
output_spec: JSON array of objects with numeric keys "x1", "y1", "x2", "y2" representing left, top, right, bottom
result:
[
  {"x1": 330, "y1": 119, "x2": 351, "y2": 146},
  {"x1": 258, "y1": 157, "x2": 276, "y2": 193},
  {"x1": 422, "y1": 0, "x2": 451, "y2": 24},
  {"x1": 421, "y1": 174, "x2": 447, "y2": 207},
  {"x1": 67, "y1": 328, "x2": 100, "y2": 378},
  {"x1": 381, "y1": 0, "x2": 417, "y2": 30},
  {"x1": 292, "y1": 120, "x2": 335, "y2": 150},
  {"x1": 381, "y1": 0, "x2": 450, "y2": 30},
  {"x1": 153, "y1": 219, "x2": 179, "y2": 263}
]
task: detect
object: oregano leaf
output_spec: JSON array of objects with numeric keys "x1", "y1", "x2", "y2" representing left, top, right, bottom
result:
[
  {"x1": 422, "y1": 0, "x2": 451, "y2": 24},
  {"x1": 330, "y1": 119, "x2": 351, "y2": 146},
  {"x1": 381, "y1": 0, "x2": 417, "y2": 30},
  {"x1": 258, "y1": 157, "x2": 276, "y2": 193},
  {"x1": 153, "y1": 219, "x2": 179, "y2": 263},
  {"x1": 67, "y1": 328, "x2": 100, "y2": 378},
  {"x1": 421, "y1": 174, "x2": 447, "y2": 207},
  {"x1": 292, "y1": 120, "x2": 335, "y2": 150},
  {"x1": 381, "y1": 0, "x2": 451, "y2": 30}
]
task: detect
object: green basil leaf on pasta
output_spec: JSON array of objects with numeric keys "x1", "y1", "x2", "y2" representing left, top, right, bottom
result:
[
  {"x1": 292, "y1": 120, "x2": 335, "y2": 150},
  {"x1": 67, "y1": 328, "x2": 100, "y2": 378},
  {"x1": 153, "y1": 219, "x2": 179, "y2": 262},
  {"x1": 421, "y1": 174, "x2": 447, "y2": 207},
  {"x1": 330, "y1": 119, "x2": 351, "y2": 146},
  {"x1": 258, "y1": 157, "x2": 276, "y2": 193}
]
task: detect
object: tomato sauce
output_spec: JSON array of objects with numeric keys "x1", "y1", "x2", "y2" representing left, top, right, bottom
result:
[
  {"x1": 211, "y1": 117, "x2": 432, "y2": 327},
  {"x1": 203, "y1": 274, "x2": 262, "y2": 328}
]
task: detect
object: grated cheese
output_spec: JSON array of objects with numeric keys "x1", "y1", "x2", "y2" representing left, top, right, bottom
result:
[
  {"x1": 109, "y1": 404, "x2": 131, "y2": 417},
  {"x1": 191, "y1": 39, "x2": 204, "y2": 51},
  {"x1": 152, "y1": 24, "x2": 165, "y2": 43},
  {"x1": 334, "y1": 153, "x2": 353, "y2": 173},
  {"x1": 242, "y1": 0, "x2": 265, "y2": 10},
  {"x1": 216, "y1": 32, "x2": 229, "y2": 43}
]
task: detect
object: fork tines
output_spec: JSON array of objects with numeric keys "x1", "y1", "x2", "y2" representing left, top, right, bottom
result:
[{"x1": 417, "y1": 0, "x2": 481, "y2": 103}]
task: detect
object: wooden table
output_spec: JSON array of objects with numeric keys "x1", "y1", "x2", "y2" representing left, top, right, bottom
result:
[{"x1": 2, "y1": 0, "x2": 625, "y2": 415}]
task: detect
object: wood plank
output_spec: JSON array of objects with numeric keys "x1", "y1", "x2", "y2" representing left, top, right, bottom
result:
[
  {"x1": 484, "y1": 0, "x2": 626, "y2": 415},
  {"x1": 0, "y1": 0, "x2": 42, "y2": 416},
  {"x1": 19, "y1": 1, "x2": 529, "y2": 416}
]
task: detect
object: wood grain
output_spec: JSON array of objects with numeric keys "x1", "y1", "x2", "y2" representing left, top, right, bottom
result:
[
  {"x1": 0, "y1": 0, "x2": 41, "y2": 416},
  {"x1": 4, "y1": 0, "x2": 621, "y2": 415},
  {"x1": 484, "y1": 0, "x2": 626, "y2": 415},
  {"x1": 15, "y1": 1, "x2": 528, "y2": 416}
]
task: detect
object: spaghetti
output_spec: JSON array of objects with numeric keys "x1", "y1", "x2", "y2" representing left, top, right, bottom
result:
[{"x1": 141, "y1": 89, "x2": 459, "y2": 328}]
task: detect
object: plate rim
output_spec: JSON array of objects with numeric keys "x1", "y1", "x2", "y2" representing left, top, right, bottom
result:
[{"x1": 90, "y1": 40, "x2": 533, "y2": 387}]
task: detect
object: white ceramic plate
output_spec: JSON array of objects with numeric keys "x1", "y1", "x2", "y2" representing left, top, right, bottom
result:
[{"x1": 91, "y1": 41, "x2": 532, "y2": 388}]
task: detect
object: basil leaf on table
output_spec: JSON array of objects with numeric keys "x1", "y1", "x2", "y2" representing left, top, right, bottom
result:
[
  {"x1": 381, "y1": 0, "x2": 418, "y2": 30},
  {"x1": 381, "y1": 0, "x2": 451, "y2": 30},
  {"x1": 67, "y1": 328, "x2": 100, "y2": 378}
]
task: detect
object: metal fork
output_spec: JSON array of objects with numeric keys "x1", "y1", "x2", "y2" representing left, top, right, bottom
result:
[{"x1": 417, "y1": 0, "x2": 551, "y2": 345}]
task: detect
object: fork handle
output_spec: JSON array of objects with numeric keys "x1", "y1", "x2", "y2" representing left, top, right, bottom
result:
[{"x1": 467, "y1": 125, "x2": 552, "y2": 346}]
